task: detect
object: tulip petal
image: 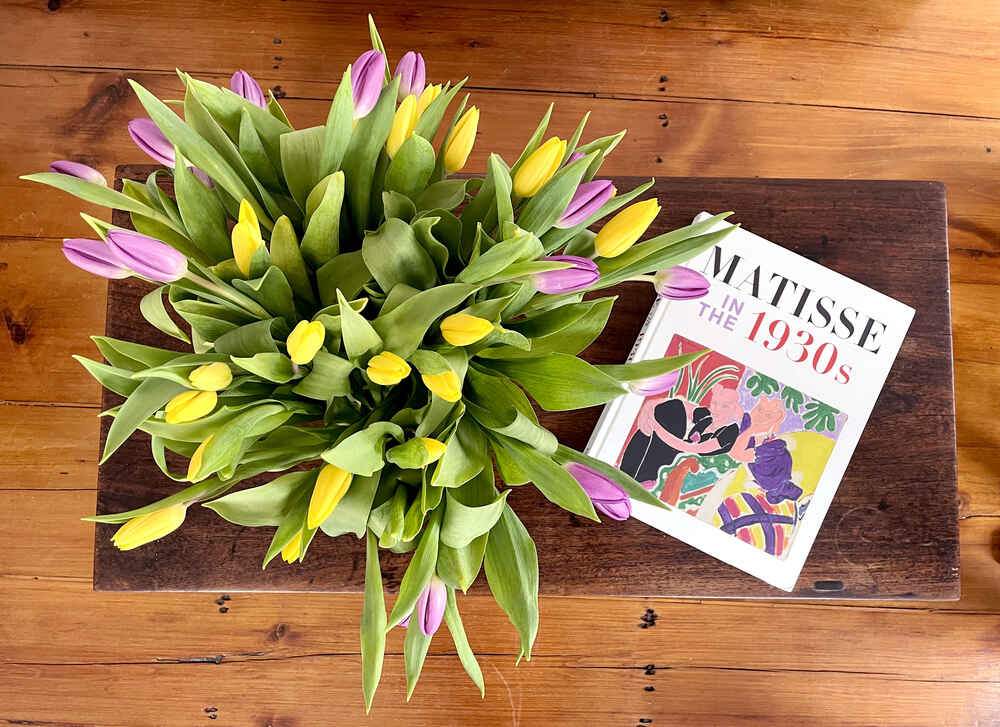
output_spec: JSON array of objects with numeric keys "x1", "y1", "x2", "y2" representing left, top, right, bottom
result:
[
  {"x1": 62, "y1": 238, "x2": 130, "y2": 279},
  {"x1": 532, "y1": 255, "x2": 599, "y2": 294},
  {"x1": 49, "y1": 160, "x2": 107, "y2": 186},
  {"x1": 230, "y1": 69, "x2": 267, "y2": 108},
  {"x1": 128, "y1": 118, "x2": 175, "y2": 167},
  {"x1": 106, "y1": 229, "x2": 187, "y2": 283}
]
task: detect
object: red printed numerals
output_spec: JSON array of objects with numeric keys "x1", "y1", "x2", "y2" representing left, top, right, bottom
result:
[{"x1": 746, "y1": 312, "x2": 852, "y2": 384}]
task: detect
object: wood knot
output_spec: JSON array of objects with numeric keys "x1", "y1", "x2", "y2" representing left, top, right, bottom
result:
[
  {"x1": 3, "y1": 309, "x2": 30, "y2": 345},
  {"x1": 268, "y1": 623, "x2": 289, "y2": 642}
]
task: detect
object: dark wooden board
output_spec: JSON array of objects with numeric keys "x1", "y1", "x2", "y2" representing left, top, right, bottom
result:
[{"x1": 94, "y1": 168, "x2": 958, "y2": 599}]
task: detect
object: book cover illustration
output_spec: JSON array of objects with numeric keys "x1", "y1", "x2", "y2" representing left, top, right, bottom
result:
[{"x1": 616, "y1": 334, "x2": 847, "y2": 559}]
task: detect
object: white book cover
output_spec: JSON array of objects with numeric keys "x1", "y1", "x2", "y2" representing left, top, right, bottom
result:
[{"x1": 586, "y1": 213, "x2": 915, "y2": 591}]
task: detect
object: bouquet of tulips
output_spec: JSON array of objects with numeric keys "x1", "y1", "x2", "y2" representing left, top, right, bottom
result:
[{"x1": 26, "y1": 18, "x2": 733, "y2": 707}]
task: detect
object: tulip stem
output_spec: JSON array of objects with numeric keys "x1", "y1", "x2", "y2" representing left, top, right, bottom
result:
[{"x1": 183, "y1": 271, "x2": 271, "y2": 319}]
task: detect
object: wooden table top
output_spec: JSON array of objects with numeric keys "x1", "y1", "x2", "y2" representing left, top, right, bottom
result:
[
  {"x1": 96, "y1": 171, "x2": 959, "y2": 601},
  {"x1": 3, "y1": 2, "x2": 999, "y2": 725}
]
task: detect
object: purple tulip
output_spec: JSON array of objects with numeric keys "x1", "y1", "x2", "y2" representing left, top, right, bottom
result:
[
  {"x1": 555, "y1": 180, "x2": 616, "y2": 229},
  {"x1": 532, "y1": 255, "x2": 599, "y2": 294},
  {"x1": 62, "y1": 238, "x2": 130, "y2": 279},
  {"x1": 351, "y1": 50, "x2": 386, "y2": 119},
  {"x1": 393, "y1": 51, "x2": 426, "y2": 99},
  {"x1": 565, "y1": 462, "x2": 632, "y2": 521},
  {"x1": 128, "y1": 118, "x2": 174, "y2": 167},
  {"x1": 629, "y1": 369, "x2": 680, "y2": 397},
  {"x1": 230, "y1": 70, "x2": 267, "y2": 108},
  {"x1": 106, "y1": 229, "x2": 187, "y2": 283},
  {"x1": 566, "y1": 150, "x2": 586, "y2": 165},
  {"x1": 49, "y1": 160, "x2": 107, "y2": 186},
  {"x1": 414, "y1": 575, "x2": 447, "y2": 636},
  {"x1": 653, "y1": 266, "x2": 710, "y2": 300}
]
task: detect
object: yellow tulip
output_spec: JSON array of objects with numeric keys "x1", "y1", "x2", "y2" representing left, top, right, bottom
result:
[
  {"x1": 366, "y1": 351, "x2": 411, "y2": 386},
  {"x1": 286, "y1": 320, "x2": 326, "y2": 365},
  {"x1": 593, "y1": 198, "x2": 661, "y2": 258},
  {"x1": 513, "y1": 137, "x2": 566, "y2": 197},
  {"x1": 422, "y1": 370, "x2": 462, "y2": 402},
  {"x1": 415, "y1": 83, "x2": 442, "y2": 118},
  {"x1": 307, "y1": 464, "x2": 353, "y2": 529},
  {"x1": 187, "y1": 434, "x2": 214, "y2": 482},
  {"x1": 164, "y1": 390, "x2": 217, "y2": 424},
  {"x1": 281, "y1": 530, "x2": 303, "y2": 563},
  {"x1": 440, "y1": 313, "x2": 493, "y2": 346},
  {"x1": 232, "y1": 198, "x2": 264, "y2": 275},
  {"x1": 386, "y1": 94, "x2": 419, "y2": 158},
  {"x1": 111, "y1": 503, "x2": 187, "y2": 551},
  {"x1": 188, "y1": 362, "x2": 232, "y2": 391},
  {"x1": 443, "y1": 106, "x2": 479, "y2": 173},
  {"x1": 420, "y1": 437, "x2": 447, "y2": 464}
]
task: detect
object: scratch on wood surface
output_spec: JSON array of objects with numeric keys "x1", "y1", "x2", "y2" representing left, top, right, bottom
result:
[{"x1": 489, "y1": 663, "x2": 521, "y2": 727}]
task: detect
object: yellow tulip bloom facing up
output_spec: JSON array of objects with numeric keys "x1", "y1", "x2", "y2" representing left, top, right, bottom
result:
[
  {"x1": 187, "y1": 434, "x2": 215, "y2": 482},
  {"x1": 420, "y1": 437, "x2": 447, "y2": 464},
  {"x1": 386, "y1": 93, "x2": 418, "y2": 158},
  {"x1": 422, "y1": 370, "x2": 462, "y2": 402},
  {"x1": 366, "y1": 351, "x2": 411, "y2": 386},
  {"x1": 593, "y1": 198, "x2": 661, "y2": 258},
  {"x1": 231, "y1": 198, "x2": 265, "y2": 275},
  {"x1": 165, "y1": 389, "x2": 217, "y2": 424},
  {"x1": 414, "y1": 83, "x2": 442, "y2": 118},
  {"x1": 440, "y1": 313, "x2": 493, "y2": 346},
  {"x1": 286, "y1": 320, "x2": 326, "y2": 365},
  {"x1": 443, "y1": 106, "x2": 479, "y2": 173},
  {"x1": 111, "y1": 503, "x2": 187, "y2": 551},
  {"x1": 188, "y1": 362, "x2": 232, "y2": 391},
  {"x1": 307, "y1": 464, "x2": 353, "y2": 529},
  {"x1": 281, "y1": 530, "x2": 304, "y2": 563},
  {"x1": 513, "y1": 137, "x2": 566, "y2": 197}
]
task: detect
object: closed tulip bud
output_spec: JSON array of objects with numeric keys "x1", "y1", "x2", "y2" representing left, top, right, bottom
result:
[
  {"x1": 556, "y1": 180, "x2": 616, "y2": 229},
  {"x1": 286, "y1": 320, "x2": 326, "y2": 365},
  {"x1": 281, "y1": 530, "x2": 304, "y2": 563},
  {"x1": 422, "y1": 370, "x2": 462, "y2": 402},
  {"x1": 653, "y1": 266, "x2": 710, "y2": 300},
  {"x1": 565, "y1": 462, "x2": 631, "y2": 520},
  {"x1": 443, "y1": 106, "x2": 479, "y2": 173},
  {"x1": 111, "y1": 503, "x2": 187, "y2": 551},
  {"x1": 386, "y1": 93, "x2": 418, "y2": 158},
  {"x1": 165, "y1": 390, "x2": 217, "y2": 424},
  {"x1": 414, "y1": 83, "x2": 442, "y2": 118},
  {"x1": 565, "y1": 150, "x2": 586, "y2": 165},
  {"x1": 393, "y1": 51, "x2": 426, "y2": 99},
  {"x1": 230, "y1": 69, "x2": 267, "y2": 108},
  {"x1": 351, "y1": 49, "x2": 386, "y2": 119},
  {"x1": 593, "y1": 199, "x2": 660, "y2": 258},
  {"x1": 62, "y1": 238, "x2": 130, "y2": 279},
  {"x1": 629, "y1": 369, "x2": 680, "y2": 397},
  {"x1": 187, "y1": 434, "x2": 214, "y2": 482},
  {"x1": 415, "y1": 575, "x2": 447, "y2": 636},
  {"x1": 366, "y1": 351, "x2": 411, "y2": 386},
  {"x1": 128, "y1": 118, "x2": 174, "y2": 167},
  {"x1": 188, "y1": 362, "x2": 233, "y2": 391},
  {"x1": 231, "y1": 198, "x2": 264, "y2": 276},
  {"x1": 307, "y1": 464, "x2": 353, "y2": 529},
  {"x1": 420, "y1": 437, "x2": 447, "y2": 464},
  {"x1": 387, "y1": 436, "x2": 447, "y2": 468},
  {"x1": 532, "y1": 255, "x2": 599, "y2": 294},
  {"x1": 106, "y1": 229, "x2": 187, "y2": 282},
  {"x1": 513, "y1": 137, "x2": 566, "y2": 197},
  {"x1": 50, "y1": 160, "x2": 107, "y2": 186},
  {"x1": 440, "y1": 313, "x2": 493, "y2": 346}
]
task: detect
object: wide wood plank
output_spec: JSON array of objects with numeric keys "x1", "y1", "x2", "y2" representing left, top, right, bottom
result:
[{"x1": 2, "y1": 0, "x2": 998, "y2": 118}]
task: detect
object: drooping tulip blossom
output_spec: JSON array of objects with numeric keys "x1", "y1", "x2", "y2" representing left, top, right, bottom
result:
[
  {"x1": 555, "y1": 180, "x2": 616, "y2": 229},
  {"x1": 281, "y1": 530, "x2": 304, "y2": 563},
  {"x1": 593, "y1": 198, "x2": 661, "y2": 258},
  {"x1": 440, "y1": 313, "x2": 493, "y2": 346},
  {"x1": 230, "y1": 69, "x2": 267, "y2": 108},
  {"x1": 628, "y1": 369, "x2": 680, "y2": 397},
  {"x1": 653, "y1": 266, "x2": 710, "y2": 300},
  {"x1": 420, "y1": 438, "x2": 447, "y2": 464},
  {"x1": 564, "y1": 462, "x2": 632, "y2": 521},
  {"x1": 443, "y1": 106, "x2": 479, "y2": 173},
  {"x1": 231, "y1": 198, "x2": 265, "y2": 276},
  {"x1": 188, "y1": 362, "x2": 233, "y2": 391},
  {"x1": 62, "y1": 238, "x2": 130, "y2": 279},
  {"x1": 286, "y1": 320, "x2": 326, "y2": 365},
  {"x1": 106, "y1": 229, "x2": 188, "y2": 283},
  {"x1": 307, "y1": 464, "x2": 353, "y2": 529},
  {"x1": 422, "y1": 370, "x2": 462, "y2": 402},
  {"x1": 367, "y1": 351, "x2": 411, "y2": 386},
  {"x1": 393, "y1": 51, "x2": 426, "y2": 99},
  {"x1": 532, "y1": 255, "x2": 599, "y2": 294},
  {"x1": 49, "y1": 160, "x2": 107, "y2": 186},
  {"x1": 385, "y1": 94, "x2": 418, "y2": 158},
  {"x1": 111, "y1": 503, "x2": 187, "y2": 551},
  {"x1": 164, "y1": 390, "x2": 217, "y2": 424},
  {"x1": 351, "y1": 49, "x2": 386, "y2": 119},
  {"x1": 513, "y1": 137, "x2": 566, "y2": 197},
  {"x1": 414, "y1": 575, "x2": 447, "y2": 636},
  {"x1": 128, "y1": 118, "x2": 174, "y2": 167}
]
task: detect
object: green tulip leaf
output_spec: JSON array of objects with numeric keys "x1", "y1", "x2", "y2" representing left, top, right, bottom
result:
[
  {"x1": 443, "y1": 588, "x2": 486, "y2": 696},
  {"x1": 386, "y1": 507, "x2": 442, "y2": 630},
  {"x1": 483, "y1": 353, "x2": 625, "y2": 411},
  {"x1": 280, "y1": 125, "x2": 326, "y2": 209},
  {"x1": 292, "y1": 350, "x2": 354, "y2": 400},
  {"x1": 230, "y1": 352, "x2": 298, "y2": 383},
  {"x1": 385, "y1": 134, "x2": 435, "y2": 201},
  {"x1": 362, "y1": 218, "x2": 437, "y2": 292},
  {"x1": 484, "y1": 503, "x2": 539, "y2": 662},
  {"x1": 319, "y1": 473, "x2": 380, "y2": 538},
  {"x1": 203, "y1": 469, "x2": 314, "y2": 526},
  {"x1": 321, "y1": 421, "x2": 404, "y2": 476},
  {"x1": 361, "y1": 529, "x2": 387, "y2": 713},
  {"x1": 403, "y1": 614, "x2": 433, "y2": 701},
  {"x1": 415, "y1": 179, "x2": 468, "y2": 212},
  {"x1": 372, "y1": 283, "x2": 478, "y2": 358},
  {"x1": 100, "y1": 377, "x2": 187, "y2": 464},
  {"x1": 336, "y1": 289, "x2": 383, "y2": 359},
  {"x1": 321, "y1": 67, "x2": 354, "y2": 175},
  {"x1": 300, "y1": 171, "x2": 345, "y2": 268}
]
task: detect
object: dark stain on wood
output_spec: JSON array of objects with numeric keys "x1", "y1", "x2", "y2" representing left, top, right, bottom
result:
[
  {"x1": 94, "y1": 170, "x2": 959, "y2": 600},
  {"x1": 3, "y1": 309, "x2": 30, "y2": 345},
  {"x1": 62, "y1": 75, "x2": 130, "y2": 138}
]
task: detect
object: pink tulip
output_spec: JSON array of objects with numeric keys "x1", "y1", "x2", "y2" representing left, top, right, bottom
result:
[
  {"x1": 565, "y1": 462, "x2": 631, "y2": 521},
  {"x1": 532, "y1": 255, "x2": 599, "y2": 294},
  {"x1": 415, "y1": 575, "x2": 447, "y2": 636},
  {"x1": 393, "y1": 51, "x2": 426, "y2": 99},
  {"x1": 555, "y1": 180, "x2": 615, "y2": 229},
  {"x1": 62, "y1": 238, "x2": 130, "y2": 279},
  {"x1": 230, "y1": 70, "x2": 267, "y2": 108},
  {"x1": 106, "y1": 229, "x2": 187, "y2": 283},
  {"x1": 49, "y1": 160, "x2": 107, "y2": 186},
  {"x1": 654, "y1": 266, "x2": 710, "y2": 300},
  {"x1": 351, "y1": 50, "x2": 386, "y2": 119}
]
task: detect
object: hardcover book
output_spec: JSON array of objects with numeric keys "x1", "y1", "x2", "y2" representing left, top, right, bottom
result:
[{"x1": 586, "y1": 213, "x2": 915, "y2": 590}]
